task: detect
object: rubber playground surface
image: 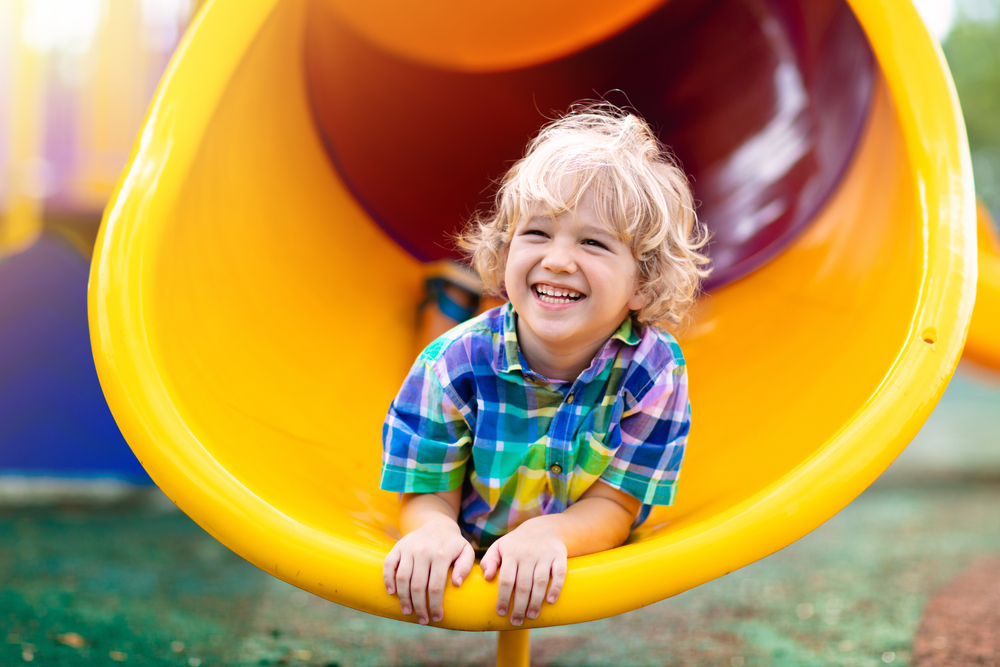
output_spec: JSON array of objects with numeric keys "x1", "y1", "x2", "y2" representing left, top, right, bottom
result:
[{"x1": 2, "y1": 376, "x2": 999, "y2": 667}]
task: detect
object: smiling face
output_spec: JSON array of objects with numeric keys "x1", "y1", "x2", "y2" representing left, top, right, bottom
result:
[{"x1": 504, "y1": 191, "x2": 645, "y2": 378}]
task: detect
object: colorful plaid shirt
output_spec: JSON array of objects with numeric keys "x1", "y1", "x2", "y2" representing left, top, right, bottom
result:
[{"x1": 380, "y1": 303, "x2": 690, "y2": 548}]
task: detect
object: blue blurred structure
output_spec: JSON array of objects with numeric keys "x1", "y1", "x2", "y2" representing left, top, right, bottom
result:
[{"x1": 0, "y1": 230, "x2": 151, "y2": 483}]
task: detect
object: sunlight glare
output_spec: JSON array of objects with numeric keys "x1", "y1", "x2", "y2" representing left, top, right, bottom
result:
[
  {"x1": 21, "y1": 0, "x2": 104, "y2": 54},
  {"x1": 912, "y1": 0, "x2": 958, "y2": 38}
]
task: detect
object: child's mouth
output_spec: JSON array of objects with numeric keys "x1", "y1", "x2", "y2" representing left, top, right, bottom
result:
[{"x1": 533, "y1": 284, "x2": 584, "y2": 304}]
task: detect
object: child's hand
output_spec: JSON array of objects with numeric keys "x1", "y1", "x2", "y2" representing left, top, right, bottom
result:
[
  {"x1": 383, "y1": 514, "x2": 475, "y2": 625},
  {"x1": 480, "y1": 519, "x2": 568, "y2": 626}
]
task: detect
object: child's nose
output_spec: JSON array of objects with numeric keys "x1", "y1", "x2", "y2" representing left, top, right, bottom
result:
[{"x1": 540, "y1": 243, "x2": 577, "y2": 273}]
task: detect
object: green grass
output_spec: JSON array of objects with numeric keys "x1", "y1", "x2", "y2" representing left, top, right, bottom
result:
[{"x1": 2, "y1": 476, "x2": 1000, "y2": 666}]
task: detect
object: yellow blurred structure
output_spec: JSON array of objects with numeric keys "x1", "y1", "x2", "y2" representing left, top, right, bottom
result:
[
  {"x1": 1, "y1": 0, "x2": 44, "y2": 254},
  {"x1": 0, "y1": 0, "x2": 193, "y2": 257}
]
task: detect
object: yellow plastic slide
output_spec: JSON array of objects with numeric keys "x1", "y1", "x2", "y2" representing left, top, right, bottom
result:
[{"x1": 89, "y1": 0, "x2": 975, "y2": 642}]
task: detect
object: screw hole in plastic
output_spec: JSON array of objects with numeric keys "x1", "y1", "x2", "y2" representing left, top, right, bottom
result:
[{"x1": 920, "y1": 327, "x2": 938, "y2": 346}]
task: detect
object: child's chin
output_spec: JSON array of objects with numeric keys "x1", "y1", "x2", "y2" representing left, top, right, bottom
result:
[{"x1": 527, "y1": 321, "x2": 586, "y2": 345}]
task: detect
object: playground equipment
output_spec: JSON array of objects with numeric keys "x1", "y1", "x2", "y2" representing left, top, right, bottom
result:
[
  {"x1": 0, "y1": 0, "x2": 191, "y2": 253},
  {"x1": 0, "y1": 0, "x2": 190, "y2": 480},
  {"x1": 88, "y1": 0, "x2": 975, "y2": 663},
  {"x1": 966, "y1": 202, "x2": 1000, "y2": 371},
  {"x1": 0, "y1": 229, "x2": 150, "y2": 482}
]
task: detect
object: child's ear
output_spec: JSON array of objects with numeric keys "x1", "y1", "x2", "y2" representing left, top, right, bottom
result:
[{"x1": 627, "y1": 288, "x2": 646, "y2": 311}]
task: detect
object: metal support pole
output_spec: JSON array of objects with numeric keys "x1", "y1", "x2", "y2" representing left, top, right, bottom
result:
[{"x1": 496, "y1": 629, "x2": 530, "y2": 667}]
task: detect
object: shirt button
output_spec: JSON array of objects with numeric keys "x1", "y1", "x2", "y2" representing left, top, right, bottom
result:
[
  {"x1": 550, "y1": 464, "x2": 562, "y2": 474},
  {"x1": 566, "y1": 394, "x2": 574, "y2": 404}
]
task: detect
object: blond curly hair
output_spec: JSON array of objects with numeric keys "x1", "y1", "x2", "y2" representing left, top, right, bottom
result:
[{"x1": 458, "y1": 103, "x2": 710, "y2": 329}]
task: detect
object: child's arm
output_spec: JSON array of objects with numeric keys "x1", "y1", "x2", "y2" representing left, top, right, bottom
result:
[
  {"x1": 480, "y1": 480, "x2": 641, "y2": 626},
  {"x1": 382, "y1": 488, "x2": 475, "y2": 626}
]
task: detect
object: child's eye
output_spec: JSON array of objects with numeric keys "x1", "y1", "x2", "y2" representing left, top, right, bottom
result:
[
  {"x1": 583, "y1": 239, "x2": 608, "y2": 250},
  {"x1": 523, "y1": 229, "x2": 548, "y2": 237}
]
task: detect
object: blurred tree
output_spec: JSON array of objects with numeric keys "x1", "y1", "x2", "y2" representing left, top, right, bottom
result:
[{"x1": 944, "y1": 2, "x2": 1000, "y2": 225}]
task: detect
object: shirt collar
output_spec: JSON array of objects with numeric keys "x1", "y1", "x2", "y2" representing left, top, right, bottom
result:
[{"x1": 494, "y1": 303, "x2": 642, "y2": 381}]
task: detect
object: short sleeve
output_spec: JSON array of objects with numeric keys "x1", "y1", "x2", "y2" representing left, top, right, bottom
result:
[
  {"x1": 598, "y1": 361, "x2": 690, "y2": 506},
  {"x1": 380, "y1": 360, "x2": 473, "y2": 493}
]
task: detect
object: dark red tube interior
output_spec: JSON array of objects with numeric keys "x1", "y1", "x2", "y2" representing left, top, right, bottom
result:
[{"x1": 304, "y1": 0, "x2": 874, "y2": 290}]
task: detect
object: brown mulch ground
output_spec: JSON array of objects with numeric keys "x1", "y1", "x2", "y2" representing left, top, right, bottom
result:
[{"x1": 913, "y1": 554, "x2": 1000, "y2": 666}]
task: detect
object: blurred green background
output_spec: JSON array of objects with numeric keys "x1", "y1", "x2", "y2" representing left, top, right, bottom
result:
[{"x1": 945, "y1": 0, "x2": 1000, "y2": 223}]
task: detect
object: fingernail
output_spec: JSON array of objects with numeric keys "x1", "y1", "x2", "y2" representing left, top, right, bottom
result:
[
  {"x1": 432, "y1": 614, "x2": 442, "y2": 622},
  {"x1": 548, "y1": 595, "x2": 557, "y2": 603},
  {"x1": 402, "y1": 606, "x2": 411, "y2": 615},
  {"x1": 497, "y1": 607, "x2": 507, "y2": 616},
  {"x1": 419, "y1": 617, "x2": 428, "y2": 625},
  {"x1": 455, "y1": 577, "x2": 463, "y2": 586},
  {"x1": 527, "y1": 610, "x2": 538, "y2": 619},
  {"x1": 511, "y1": 617, "x2": 522, "y2": 626},
  {"x1": 386, "y1": 587, "x2": 394, "y2": 595}
]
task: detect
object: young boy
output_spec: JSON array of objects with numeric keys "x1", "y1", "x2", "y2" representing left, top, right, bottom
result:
[{"x1": 380, "y1": 105, "x2": 709, "y2": 628}]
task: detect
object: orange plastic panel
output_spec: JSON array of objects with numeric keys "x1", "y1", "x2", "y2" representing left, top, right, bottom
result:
[
  {"x1": 964, "y1": 202, "x2": 1000, "y2": 370},
  {"x1": 315, "y1": 0, "x2": 667, "y2": 72}
]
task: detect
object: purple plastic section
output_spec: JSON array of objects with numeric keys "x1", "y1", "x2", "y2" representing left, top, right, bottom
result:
[
  {"x1": 305, "y1": 0, "x2": 874, "y2": 290},
  {"x1": 0, "y1": 232, "x2": 151, "y2": 481}
]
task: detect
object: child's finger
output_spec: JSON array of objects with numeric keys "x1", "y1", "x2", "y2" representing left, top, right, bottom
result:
[
  {"x1": 394, "y1": 554, "x2": 414, "y2": 616},
  {"x1": 452, "y1": 543, "x2": 474, "y2": 587},
  {"x1": 383, "y1": 545, "x2": 401, "y2": 595},
  {"x1": 480, "y1": 544, "x2": 500, "y2": 581},
  {"x1": 495, "y1": 557, "x2": 518, "y2": 618},
  {"x1": 547, "y1": 556, "x2": 568, "y2": 604},
  {"x1": 525, "y1": 560, "x2": 550, "y2": 620},
  {"x1": 426, "y1": 556, "x2": 451, "y2": 623},
  {"x1": 409, "y1": 554, "x2": 432, "y2": 625},
  {"x1": 508, "y1": 559, "x2": 536, "y2": 626}
]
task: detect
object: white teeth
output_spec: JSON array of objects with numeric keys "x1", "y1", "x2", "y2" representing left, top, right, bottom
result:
[{"x1": 534, "y1": 285, "x2": 582, "y2": 302}]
